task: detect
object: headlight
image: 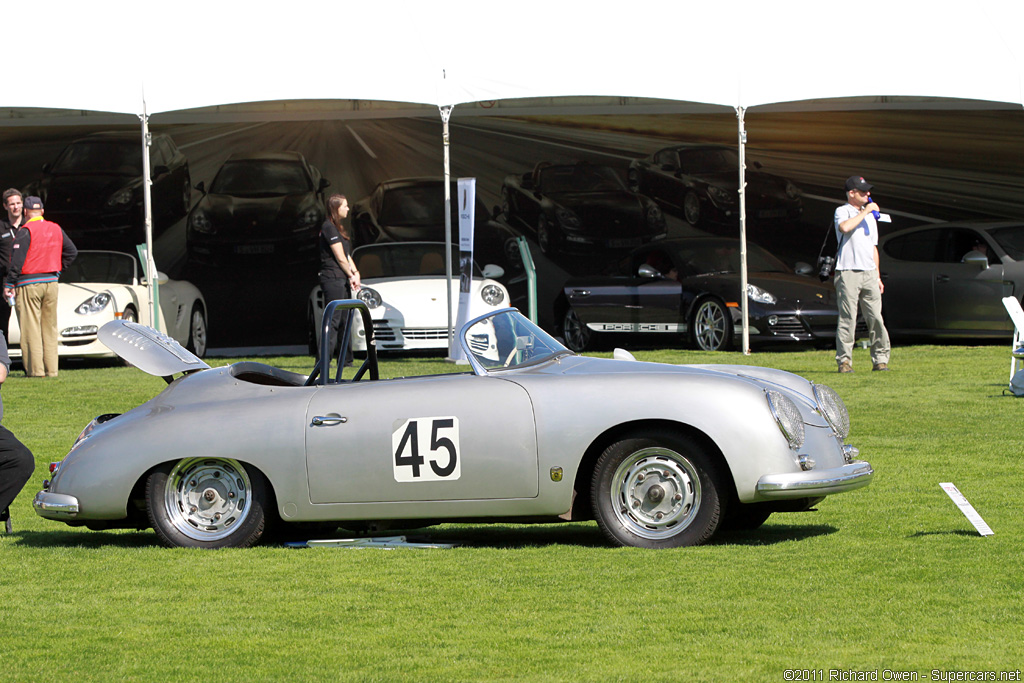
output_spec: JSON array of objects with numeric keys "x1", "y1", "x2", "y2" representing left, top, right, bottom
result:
[
  {"x1": 747, "y1": 284, "x2": 777, "y2": 305},
  {"x1": 295, "y1": 207, "x2": 321, "y2": 231},
  {"x1": 646, "y1": 203, "x2": 664, "y2": 228},
  {"x1": 707, "y1": 186, "x2": 735, "y2": 205},
  {"x1": 766, "y1": 389, "x2": 804, "y2": 450},
  {"x1": 555, "y1": 207, "x2": 580, "y2": 228},
  {"x1": 75, "y1": 292, "x2": 113, "y2": 315},
  {"x1": 190, "y1": 211, "x2": 213, "y2": 233},
  {"x1": 106, "y1": 187, "x2": 134, "y2": 207},
  {"x1": 785, "y1": 181, "x2": 802, "y2": 200},
  {"x1": 480, "y1": 284, "x2": 505, "y2": 306},
  {"x1": 813, "y1": 383, "x2": 850, "y2": 439},
  {"x1": 357, "y1": 287, "x2": 382, "y2": 309}
]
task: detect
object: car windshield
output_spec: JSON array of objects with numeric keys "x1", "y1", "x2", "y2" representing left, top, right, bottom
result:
[
  {"x1": 61, "y1": 251, "x2": 137, "y2": 285},
  {"x1": 988, "y1": 225, "x2": 1024, "y2": 261},
  {"x1": 52, "y1": 141, "x2": 141, "y2": 175},
  {"x1": 353, "y1": 243, "x2": 481, "y2": 278},
  {"x1": 672, "y1": 241, "x2": 789, "y2": 275},
  {"x1": 378, "y1": 185, "x2": 492, "y2": 228},
  {"x1": 539, "y1": 165, "x2": 627, "y2": 194},
  {"x1": 678, "y1": 147, "x2": 739, "y2": 174},
  {"x1": 210, "y1": 160, "x2": 312, "y2": 197},
  {"x1": 464, "y1": 310, "x2": 569, "y2": 372}
]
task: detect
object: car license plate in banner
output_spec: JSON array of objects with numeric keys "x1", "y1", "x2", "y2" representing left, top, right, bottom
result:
[
  {"x1": 939, "y1": 483, "x2": 993, "y2": 536},
  {"x1": 235, "y1": 244, "x2": 274, "y2": 254}
]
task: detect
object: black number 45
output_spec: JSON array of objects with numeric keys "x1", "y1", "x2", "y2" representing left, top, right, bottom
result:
[{"x1": 394, "y1": 418, "x2": 458, "y2": 479}]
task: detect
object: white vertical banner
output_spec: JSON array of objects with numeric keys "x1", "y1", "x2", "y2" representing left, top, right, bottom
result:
[{"x1": 451, "y1": 177, "x2": 476, "y2": 363}]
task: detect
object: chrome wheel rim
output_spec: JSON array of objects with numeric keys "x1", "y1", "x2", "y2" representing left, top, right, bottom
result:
[
  {"x1": 501, "y1": 188, "x2": 512, "y2": 220},
  {"x1": 610, "y1": 447, "x2": 701, "y2": 540},
  {"x1": 694, "y1": 301, "x2": 727, "y2": 351},
  {"x1": 627, "y1": 169, "x2": 641, "y2": 193},
  {"x1": 684, "y1": 192, "x2": 701, "y2": 225},
  {"x1": 563, "y1": 307, "x2": 589, "y2": 351},
  {"x1": 190, "y1": 309, "x2": 207, "y2": 356},
  {"x1": 163, "y1": 458, "x2": 251, "y2": 541}
]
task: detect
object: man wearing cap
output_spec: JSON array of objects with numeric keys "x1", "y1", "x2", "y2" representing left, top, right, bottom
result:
[
  {"x1": 3, "y1": 196, "x2": 77, "y2": 377},
  {"x1": 834, "y1": 176, "x2": 890, "y2": 373}
]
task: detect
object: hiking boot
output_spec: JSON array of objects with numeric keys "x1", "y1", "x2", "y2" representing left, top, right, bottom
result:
[
  {"x1": 872, "y1": 363, "x2": 889, "y2": 371},
  {"x1": 838, "y1": 361, "x2": 853, "y2": 373}
]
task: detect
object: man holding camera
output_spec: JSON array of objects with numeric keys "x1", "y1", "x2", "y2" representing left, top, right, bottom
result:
[{"x1": 834, "y1": 176, "x2": 890, "y2": 373}]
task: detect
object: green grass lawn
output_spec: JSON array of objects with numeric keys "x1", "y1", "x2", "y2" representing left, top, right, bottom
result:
[{"x1": 1, "y1": 345, "x2": 1022, "y2": 682}]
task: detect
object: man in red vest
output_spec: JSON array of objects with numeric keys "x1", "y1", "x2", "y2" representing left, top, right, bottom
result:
[{"x1": 3, "y1": 196, "x2": 77, "y2": 377}]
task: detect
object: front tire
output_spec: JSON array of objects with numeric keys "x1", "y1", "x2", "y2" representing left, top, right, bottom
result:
[
  {"x1": 683, "y1": 191, "x2": 702, "y2": 226},
  {"x1": 591, "y1": 431, "x2": 722, "y2": 548},
  {"x1": 691, "y1": 297, "x2": 732, "y2": 351},
  {"x1": 146, "y1": 458, "x2": 267, "y2": 549},
  {"x1": 186, "y1": 304, "x2": 207, "y2": 357},
  {"x1": 537, "y1": 215, "x2": 555, "y2": 255}
]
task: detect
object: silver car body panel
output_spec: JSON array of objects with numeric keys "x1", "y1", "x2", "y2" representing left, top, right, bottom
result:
[{"x1": 36, "y1": 307, "x2": 871, "y2": 528}]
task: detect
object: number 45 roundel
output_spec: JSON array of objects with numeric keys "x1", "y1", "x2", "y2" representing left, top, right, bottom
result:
[{"x1": 392, "y1": 417, "x2": 461, "y2": 482}]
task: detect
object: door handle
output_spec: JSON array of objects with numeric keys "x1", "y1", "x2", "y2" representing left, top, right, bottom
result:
[
  {"x1": 569, "y1": 289, "x2": 591, "y2": 298},
  {"x1": 311, "y1": 415, "x2": 347, "y2": 426},
  {"x1": 935, "y1": 274, "x2": 950, "y2": 283}
]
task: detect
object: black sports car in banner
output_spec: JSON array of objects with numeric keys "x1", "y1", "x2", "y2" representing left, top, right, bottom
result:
[
  {"x1": 25, "y1": 132, "x2": 191, "y2": 248},
  {"x1": 186, "y1": 152, "x2": 330, "y2": 266},
  {"x1": 351, "y1": 177, "x2": 522, "y2": 278},
  {"x1": 557, "y1": 237, "x2": 839, "y2": 352},
  {"x1": 628, "y1": 144, "x2": 802, "y2": 228},
  {"x1": 501, "y1": 161, "x2": 666, "y2": 255}
]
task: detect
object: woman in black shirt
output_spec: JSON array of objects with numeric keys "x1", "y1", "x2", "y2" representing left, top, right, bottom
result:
[{"x1": 318, "y1": 194, "x2": 361, "y2": 360}]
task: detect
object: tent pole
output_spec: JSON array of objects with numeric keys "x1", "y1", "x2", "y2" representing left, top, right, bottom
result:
[
  {"x1": 736, "y1": 106, "x2": 750, "y2": 354},
  {"x1": 440, "y1": 104, "x2": 454, "y2": 359},
  {"x1": 139, "y1": 102, "x2": 159, "y2": 331}
]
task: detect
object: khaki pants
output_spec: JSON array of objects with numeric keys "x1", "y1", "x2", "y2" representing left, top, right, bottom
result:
[
  {"x1": 834, "y1": 269, "x2": 890, "y2": 367},
  {"x1": 14, "y1": 282, "x2": 59, "y2": 377}
]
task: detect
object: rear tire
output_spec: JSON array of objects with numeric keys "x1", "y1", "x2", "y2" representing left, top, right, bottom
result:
[
  {"x1": 146, "y1": 458, "x2": 267, "y2": 549},
  {"x1": 562, "y1": 305, "x2": 591, "y2": 352}
]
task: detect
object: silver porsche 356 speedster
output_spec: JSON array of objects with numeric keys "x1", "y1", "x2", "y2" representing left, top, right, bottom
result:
[{"x1": 34, "y1": 301, "x2": 873, "y2": 549}]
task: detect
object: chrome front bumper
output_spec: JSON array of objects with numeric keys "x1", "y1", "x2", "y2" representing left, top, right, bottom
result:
[
  {"x1": 756, "y1": 461, "x2": 874, "y2": 498},
  {"x1": 33, "y1": 491, "x2": 81, "y2": 519}
]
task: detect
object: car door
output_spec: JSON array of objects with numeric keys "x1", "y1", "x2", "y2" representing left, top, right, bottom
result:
[
  {"x1": 647, "y1": 150, "x2": 682, "y2": 204},
  {"x1": 568, "y1": 251, "x2": 684, "y2": 336},
  {"x1": 932, "y1": 228, "x2": 1013, "y2": 333},
  {"x1": 304, "y1": 373, "x2": 539, "y2": 505},
  {"x1": 880, "y1": 229, "x2": 940, "y2": 331}
]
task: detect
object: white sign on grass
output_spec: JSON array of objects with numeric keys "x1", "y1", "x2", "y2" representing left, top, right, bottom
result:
[{"x1": 939, "y1": 483, "x2": 994, "y2": 536}]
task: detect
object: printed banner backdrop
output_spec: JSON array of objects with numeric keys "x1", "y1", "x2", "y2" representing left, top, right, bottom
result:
[{"x1": 1, "y1": 106, "x2": 1022, "y2": 352}]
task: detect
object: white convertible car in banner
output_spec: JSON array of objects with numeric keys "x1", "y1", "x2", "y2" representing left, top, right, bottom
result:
[
  {"x1": 308, "y1": 241, "x2": 508, "y2": 354},
  {"x1": 8, "y1": 250, "x2": 208, "y2": 360}
]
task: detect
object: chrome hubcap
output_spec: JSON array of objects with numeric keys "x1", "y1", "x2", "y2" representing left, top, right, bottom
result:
[
  {"x1": 611, "y1": 448, "x2": 700, "y2": 540},
  {"x1": 164, "y1": 458, "x2": 250, "y2": 541}
]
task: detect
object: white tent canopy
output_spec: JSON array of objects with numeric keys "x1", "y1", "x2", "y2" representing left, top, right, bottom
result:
[{"x1": 12, "y1": 1, "x2": 1023, "y2": 115}]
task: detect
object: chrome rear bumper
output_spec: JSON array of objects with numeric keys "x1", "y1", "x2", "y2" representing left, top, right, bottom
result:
[{"x1": 33, "y1": 491, "x2": 81, "y2": 519}]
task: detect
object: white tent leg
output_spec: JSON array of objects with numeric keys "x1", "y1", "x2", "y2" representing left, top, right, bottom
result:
[
  {"x1": 440, "y1": 104, "x2": 454, "y2": 359},
  {"x1": 139, "y1": 103, "x2": 159, "y2": 331},
  {"x1": 736, "y1": 106, "x2": 750, "y2": 354}
]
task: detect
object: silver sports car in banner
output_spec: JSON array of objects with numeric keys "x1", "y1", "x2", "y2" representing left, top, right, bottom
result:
[{"x1": 34, "y1": 302, "x2": 873, "y2": 549}]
